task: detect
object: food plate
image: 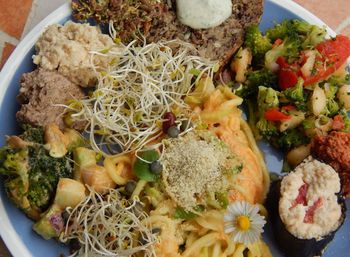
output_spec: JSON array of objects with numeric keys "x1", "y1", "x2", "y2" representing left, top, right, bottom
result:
[{"x1": 0, "y1": 0, "x2": 349, "y2": 257}]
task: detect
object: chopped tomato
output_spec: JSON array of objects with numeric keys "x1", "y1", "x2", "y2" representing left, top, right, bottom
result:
[
  {"x1": 332, "y1": 114, "x2": 345, "y2": 130},
  {"x1": 276, "y1": 57, "x2": 299, "y2": 90},
  {"x1": 275, "y1": 35, "x2": 350, "y2": 88},
  {"x1": 303, "y1": 35, "x2": 350, "y2": 85},
  {"x1": 273, "y1": 38, "x2": 283, "y2": 48},
  {"x1": 264, "y1": 108, "x2": 291, "y2": 121}
]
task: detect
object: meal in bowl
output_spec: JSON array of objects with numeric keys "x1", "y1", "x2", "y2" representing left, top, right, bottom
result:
[{"x1": 1, "y1": 1, "x2": 350, "y2": 257}]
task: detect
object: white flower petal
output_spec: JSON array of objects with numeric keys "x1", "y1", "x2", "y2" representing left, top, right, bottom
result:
[
  {"x1": 224, "y1": 224, "x2": 235, "y2": 234},
  {"x1": 224, "y1": 201, "x2": 266, "y2": 245},
  {"x1": 224, "y1": 213, "x2": 234, "y2": 222}
]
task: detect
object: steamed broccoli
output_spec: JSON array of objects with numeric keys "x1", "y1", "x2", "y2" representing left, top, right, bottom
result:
[
  {"x1": 257, "y1": 86, "x2": 279, "y2": 114},
  {"x1": 276, "y1": 128, "x2": 310, "y2": 150},
  {"x1": 323, "y1": 80, "x2": 340, "y2": 99},
  {"x1": 298, "y1": 22, "x2": 327, "y2": 49},
  {"x1": 264, "y1": 20, "x2": 327, "y2": 67},
  {"x1": 266, "y1": 20, "x2": 301, "y2": 42},
  {"x1": 256, "y1": 118, "x2": 278, "y2": 138},
  {"x1": 325, "y1": 99, "x2": 340, "y2": 117},
  {"x1": 265, "y1": 37, "x2": 301, "y2": 67},
  {"x1": 283, "y1": 78, "x2": 304, "y2": 101},
  {"x1": 255, "y1": 86, "x2": 280, "y2": 139},
  {"x1": 20, "y1": 124, "x2": 44, "y2": 144},
  {"x1": 236, "y1": 69, "x2": 278, "y2": 97},
  {"x1": 321, "y1": 78, "x2": 341, "y2": 117},
  {"x1": 266, "y1": 20, "x2": 326, "y2": 49},
  {"x1": 244, "y1": 24, "x2": 272, "y2": 60},
  {"x1": 0, "y1": 126, "x2": 73, "y2": 220}
]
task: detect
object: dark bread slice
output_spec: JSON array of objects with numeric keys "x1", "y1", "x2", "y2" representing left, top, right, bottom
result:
[
  {"x1": 147, "y1": 0, "x2": 264, "y2": 64},
  {"x1": 72, "y1": 0, "x2": 264, "y2": 64}
]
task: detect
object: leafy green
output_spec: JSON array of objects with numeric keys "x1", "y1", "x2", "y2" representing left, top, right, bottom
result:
[
  {"x1": 133, "y1": 150, "x2": 160, "y2": 182},
  {"x1": 174, "y1": 205, "x2": 205, "y2": 220}
]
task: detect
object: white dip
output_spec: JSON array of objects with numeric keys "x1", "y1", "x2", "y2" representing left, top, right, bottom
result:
[
  {"x1": 176, "y1": 0, "x2": 232, "y2": 29},
  {"x1": 279, "y1": 157, "x2": 342, "y2": 240}
]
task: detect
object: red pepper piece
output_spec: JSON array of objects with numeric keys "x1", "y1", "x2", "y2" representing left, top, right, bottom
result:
[
  {"x1": 277, "y1": 56, "x2": 300, "y2": 90},
  {"x1": 264, "y1": 108, "x2": 292, "y2": 121}
]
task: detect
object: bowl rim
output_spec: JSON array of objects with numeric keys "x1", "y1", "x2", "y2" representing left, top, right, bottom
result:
[{"x1": 0, "y1": 0, "x2": 336, "y2": 256}]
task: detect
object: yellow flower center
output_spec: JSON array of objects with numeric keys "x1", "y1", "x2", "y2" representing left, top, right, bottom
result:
[{"x1": 236, "y1": 215, "x2": 251, "y2": 231}]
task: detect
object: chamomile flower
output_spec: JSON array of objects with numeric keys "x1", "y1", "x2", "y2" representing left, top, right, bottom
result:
[{"x1": 224, "y1": 201, "x2": 266, "y2": 245}]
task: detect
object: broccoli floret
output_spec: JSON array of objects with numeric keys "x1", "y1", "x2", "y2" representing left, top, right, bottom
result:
[
  {"x1": 0, "y1": 127, "x2": 73, "y2": 220},
  {"x1": 276, "y1": 129, "x2": 310, "y2": 150},
  {"x1": 320, "y1": 78, "x2": 341, "y2": 117},
  {"x1": 265, "y1": 37, "x2": 301, "y2": 67},
  {"x1": 237, "y1": 69, "x2": 278, "y2": 98},
  {"x1": 256, "y1": 118, "x2": 278, "y2": 138},
  {"x1": 266, "y1": 20, "x2": 300, "y2": 42},
  {"x1": 283, "y1": 78, "x2": 305, "y2": 102},
  {"x1": 325, "y1": 84, "x2": 339, "y2": 99},
  {"x1": 244, "y1": 24, "x2": 272, "y2": 60},
  {"x1": 324, "y1": 99, "x2": 340, "y2": 117},
  {"x1": 265, "y1": 20, "x2": 326, "y2": 65},
  {"x1": 299, "y1": 23, "x2": 327, "y2": 49},
  {"x1": 20, "y1": 124, "x2": 44, "y2": 144},
  {"x1": 257, "y1": 86, "x2": 279, "y2": 115},
  {"x1": 266, "y1": 20, "x2": 326, "y2": 49},
  {"x1": 27, "y1": 145, "x2": 73, "y2": 210}
]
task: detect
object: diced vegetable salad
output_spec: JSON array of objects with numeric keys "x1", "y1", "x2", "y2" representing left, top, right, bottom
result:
[{"x1": 228, "y1": 20, "x2": 350, "y2": 162}]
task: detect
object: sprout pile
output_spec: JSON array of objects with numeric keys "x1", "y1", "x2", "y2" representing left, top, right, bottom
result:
[
  {"x1": 61, "y1": 188, "x2": 157, "y2": 257},
  {"x1": 67, "y1": 39, "x2": 216, "y2": 155}
]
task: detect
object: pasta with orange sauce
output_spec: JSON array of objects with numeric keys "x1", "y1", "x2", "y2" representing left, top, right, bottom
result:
[
  {"x1": 191, "y1": 84, "x2": 270, "y2": 204},
  {"x1": 62, "y1": 80, "x2": 272, "y2": 257}
]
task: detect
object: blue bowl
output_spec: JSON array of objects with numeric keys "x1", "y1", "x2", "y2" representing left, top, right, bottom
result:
[{"x1": 0, "y1": 1, "x2": 348, "y2": 256}]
